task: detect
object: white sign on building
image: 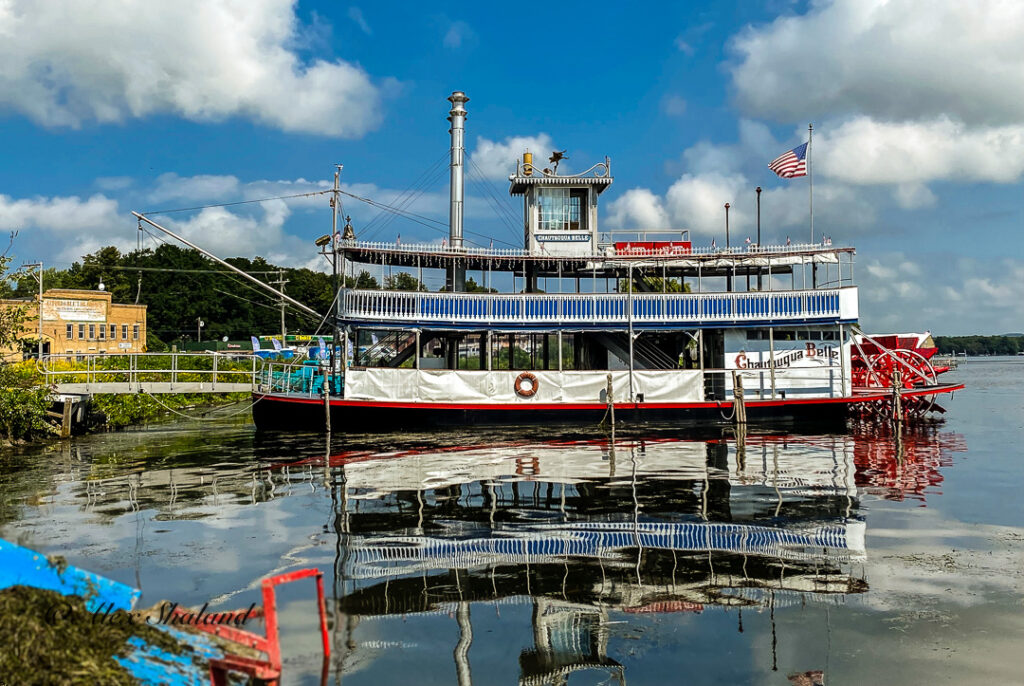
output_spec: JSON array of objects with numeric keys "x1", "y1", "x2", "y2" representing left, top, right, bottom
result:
[{"x1": 41, "y1": 299, "x2": 106, "y2": 322}]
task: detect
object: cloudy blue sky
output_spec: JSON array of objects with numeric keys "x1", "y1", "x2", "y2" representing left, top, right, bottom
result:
[{"x1": 0, "y1": 0, "x2": 1020, "y2": 334}]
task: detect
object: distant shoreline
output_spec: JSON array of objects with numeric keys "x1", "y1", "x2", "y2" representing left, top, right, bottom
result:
[{"x1": 934, "y1": 335, "x2": 1024, "y2": 357}]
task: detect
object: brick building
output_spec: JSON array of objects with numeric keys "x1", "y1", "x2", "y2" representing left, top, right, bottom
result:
[{"x1": 1, "y1": 289, "x2": 147, "y2": 361}]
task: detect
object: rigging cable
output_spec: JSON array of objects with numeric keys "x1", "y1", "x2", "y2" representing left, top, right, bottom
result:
[
  {"x1": 361, "y1": 150, "x2": 450, "y2": 239},
  {"x1": 340, "y1": 189, "x2": 518, "y2": 248},
  {"x1": 140, "y1": 226, "x2": 323, "y2": 325},
  {"x1": 142, "y1": 190, "x2": 332, "y2": 216},
  {"x1": 466, "y1": 161, "x2": 523, "y2": 245}
]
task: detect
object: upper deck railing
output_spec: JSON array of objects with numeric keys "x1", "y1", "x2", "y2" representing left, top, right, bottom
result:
[
  {"x1": 340, "y1": 239, "x2": 848, "y2": 261},
  {"x1": 341, "y1": 287, "x2": 858, "y2": 327}
]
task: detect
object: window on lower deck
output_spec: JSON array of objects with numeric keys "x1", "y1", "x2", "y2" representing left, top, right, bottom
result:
[
  {"x1": 489, "y1": 333, "x2": 566, "y2": 370},
  {"x1": 356, "y1": 329, "x2": 415, "y2": 368}
]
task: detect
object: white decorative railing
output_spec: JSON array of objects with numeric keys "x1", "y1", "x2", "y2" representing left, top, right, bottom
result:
[
  {"x1": 340, "y1": 239, "x2": 844, "y2": 259},
  {"x1": 342, "y1": 287, "x2": 857, "y2": 325}
]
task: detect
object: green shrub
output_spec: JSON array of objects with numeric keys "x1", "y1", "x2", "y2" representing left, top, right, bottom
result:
[{"x1": 0, "y1": 363, "x2": 54, "y2": 442}]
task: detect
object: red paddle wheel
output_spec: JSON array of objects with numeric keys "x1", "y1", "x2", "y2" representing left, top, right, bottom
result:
[{"x1": 850, "y1": 332, "x2": 945, "y2": 421}]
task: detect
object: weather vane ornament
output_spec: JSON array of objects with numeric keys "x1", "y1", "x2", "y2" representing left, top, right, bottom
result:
[{"x1": 548, "y1": 150, "x2": 568, "y2": 174}]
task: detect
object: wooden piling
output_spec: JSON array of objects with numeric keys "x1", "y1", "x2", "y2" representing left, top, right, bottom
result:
[
  {"x1": 606, "y1": 373, "x2": 615, "y2": 439},
  {"x1": 731, "y1": 371, "x2": 747, "y2": 425},
  {"x1": 891, "y1": 370, "x2": 903, "y2": 426},
  {"x1": 61, "y1": 399, "x2": 72, "y2": 439},
  {"x1": 323, "y1": 364, "x2": 332, "y2": 435}
]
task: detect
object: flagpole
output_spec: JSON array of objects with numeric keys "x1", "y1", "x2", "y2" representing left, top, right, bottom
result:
[{"x1": 808, "y1": 123, "x2": 814, "y2": 243}]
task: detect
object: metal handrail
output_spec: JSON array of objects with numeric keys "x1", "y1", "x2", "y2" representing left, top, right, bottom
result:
[
  {"x1": 256, "y1": 359, "x2": 340, "y2": 398},
  {"x1": 341, "y1": 287, "x2": 849, "y2": 325},
  {"x1": 39, "y1": 352, "x2": 266, "y2": 390}
]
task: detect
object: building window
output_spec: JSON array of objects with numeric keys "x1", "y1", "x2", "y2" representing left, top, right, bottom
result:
[
  {"x1": 133, "y1": 324, "x2": 140, "y2": 340},
  {"x1": 66, "y1": 324, "x2": 74, "y2": 340},
  {"x1": 89, "y1": 324, "x2": 96, "y2": 340},
  {"x1": 79, "y1": 324, "x2": 85, "y2": 339},
  {"x1": 98, "y1": 325, "x2": 105, "y2": 340},
  {"x1": 537, "y1": 188, "x2": 588, "y2": 232},
  {"x1": 110, "y1": 324, "x2": 117, "y2": 339},
  {"x1": 122, "y1": 324, "x2": 129, "y2": 339}
]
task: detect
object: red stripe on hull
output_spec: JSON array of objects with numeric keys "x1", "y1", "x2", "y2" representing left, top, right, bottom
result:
[{"x1": 253, "y1": 383, "x2": 962, "y2": 412}]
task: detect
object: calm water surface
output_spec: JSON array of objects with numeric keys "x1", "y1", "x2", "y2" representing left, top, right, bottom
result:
[{"x1": 2, "y1": 358, "x2": 1022, "y2": 685}]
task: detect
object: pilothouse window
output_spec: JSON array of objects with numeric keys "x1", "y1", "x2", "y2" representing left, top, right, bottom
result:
[{"x1": 537, "y1": 188, "x2": 587, "y2": 231}]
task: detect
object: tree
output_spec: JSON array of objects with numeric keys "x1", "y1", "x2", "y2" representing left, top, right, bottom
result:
[
  {"x1": 384, "y1": 272, "x2": 427, "y2": 291},
  {"x1": 0, "y1": 254, "x2": 29, "y2": 351},
  {"x1": 617, "y1": 275, "x2": 692, "y2": 293},
  {"x1": 465, "y1": 277, "x2": 497, "y2": 293},
  {"x1": 0, "y1": 251, "x2": 53, "y2": 442},
  {"x1": 346, "y1": 270, "x2": 381, "y2": 290}
]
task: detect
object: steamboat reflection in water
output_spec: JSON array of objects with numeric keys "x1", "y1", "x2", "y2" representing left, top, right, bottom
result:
[
  {"x1": 296, "y1": 428, "x2": 962, "y2": 684},
  {"x1": 52, "y1": 426, "x2": 966, "y2": 684}
]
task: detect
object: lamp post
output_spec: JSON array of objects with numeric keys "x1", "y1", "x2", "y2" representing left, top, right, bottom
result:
[
  {"x1": 755, "y1": 187, "x2": 762, "y2": 246},
  {"x1": 24, "y1": 262, "x2": 44, "y2": 360},
  {"x1": 197, "y1": 317, "x2": 204, "y2": 343},
  {"x1": 756, "y1": 187, "x2": 762, "y2": 290},
  {"x1": 723, "y1": 204, "x2": 732, "y2": 292},
  {"x1": 724, "y1": 203, "x2": 731, "y2": 248}
]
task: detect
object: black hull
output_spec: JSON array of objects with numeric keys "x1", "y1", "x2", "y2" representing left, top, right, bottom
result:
[{"x1": 251, "y1": 394, "x2": 850, "y2": 434}]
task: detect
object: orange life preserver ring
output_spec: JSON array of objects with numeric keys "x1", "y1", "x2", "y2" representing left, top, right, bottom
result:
[
  {"x1": 515, "y1": 456, "x2": 539, "y2": 475},
  {"x1": 514, "y1": 371, "x2": 538, "y2": 398}
]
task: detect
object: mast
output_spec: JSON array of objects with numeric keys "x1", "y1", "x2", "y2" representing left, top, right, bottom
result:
[
  {"x1": 331, "y1": 165, "x2": 342, "y2": 382},
  {"x1": 132, "y1": 212, "x2": 321, "y2": 319},
  {"x1": 447, "y1": 91, "x2": 468, "y2": 292},
  {"x1": 808, "y1": 123, "x2": 814, "y2": 244}
]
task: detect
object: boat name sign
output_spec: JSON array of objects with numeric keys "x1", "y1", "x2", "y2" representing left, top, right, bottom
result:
[{"x1": 734, "y1": 342, "x2": 840, "y2": 370}]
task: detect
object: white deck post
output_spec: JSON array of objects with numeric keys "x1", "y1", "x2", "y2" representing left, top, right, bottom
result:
[
  {"x1": 769, "y1": 327, "x2": 777, "y2": 399},
  {"x1": 628, "y1": 264, "x2": 635, "y2": 401},
  {"x1": 838, "y1": 323, "x2": 846, "y2": 396}
]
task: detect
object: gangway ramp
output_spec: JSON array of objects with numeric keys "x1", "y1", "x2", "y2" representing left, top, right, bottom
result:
[{"x1": 39, "y1": 352, "x2": 263, "y2": 395}]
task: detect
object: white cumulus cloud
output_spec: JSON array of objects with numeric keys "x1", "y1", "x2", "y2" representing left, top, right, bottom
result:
[
  {"x1": 665, "y1": 172, "x2": 748, "y2": 237},
  {"x1": 860, "y1": 254, "x2": 1024, "y2": 334},
  {"x1": 730, "y1": 0, "x2": 1024, "y2": 127},
  {"x1": 819, "y1": 117, "x2": 1024, "y2": 186},
  {"x1": 605, "y1": 189, "x2": 671, "y2": 230},
  {"x1": 148, "y1": 174, "x2": 243, "y2": 204},
  {"x1": 470, "y1": 135, "x2": 555, "y2": 180},
  {"x1": 0, "y1": 193, "x2": 124, "y2": 263},
  {"x1": 0, "y1": 193, "x2": 119, "y2": 233},
  {"x1": 0, "y1": 0, "x2": 386, "y2": 137}
]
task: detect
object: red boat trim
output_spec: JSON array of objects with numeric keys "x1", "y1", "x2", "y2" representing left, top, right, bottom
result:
[{"x1": 254, "y1": 383, "x2": 962, "y2": 411}]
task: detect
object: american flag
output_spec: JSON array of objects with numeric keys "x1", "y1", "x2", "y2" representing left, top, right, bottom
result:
[{"x1": 769, "y1": 142, "x2": 808, "y2": 178}]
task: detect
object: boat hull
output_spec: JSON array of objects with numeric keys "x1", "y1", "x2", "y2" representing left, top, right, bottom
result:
[{"x1": 251, "y1": 393, "x2": 861, "y2": 432}]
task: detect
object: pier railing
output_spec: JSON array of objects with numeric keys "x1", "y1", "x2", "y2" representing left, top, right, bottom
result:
[
  {"x1": 39, "y1": 352, "x2": 264, "y2": 394},
  {"x1": 342, "y1": 287, "x2": 857, "y2": 327}
]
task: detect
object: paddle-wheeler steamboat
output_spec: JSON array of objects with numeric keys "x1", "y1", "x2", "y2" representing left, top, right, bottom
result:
[{"x1": 252, "y1": 92, "x2": 962, "y2": 431}]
